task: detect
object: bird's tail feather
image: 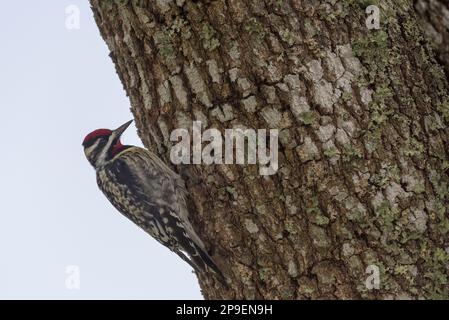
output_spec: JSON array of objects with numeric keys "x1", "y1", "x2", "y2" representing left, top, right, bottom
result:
[{"x1": 190, "y1": 244, "x2": 228, "y2": 287}]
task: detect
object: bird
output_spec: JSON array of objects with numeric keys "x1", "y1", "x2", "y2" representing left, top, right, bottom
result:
[{"x1": 82, "y1": 120, "x2": 226, "y2": 285}]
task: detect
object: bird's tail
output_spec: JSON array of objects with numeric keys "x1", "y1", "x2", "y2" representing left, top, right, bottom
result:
[{"x1": 190, "y1": 243, "x2": 228, "y2": 287}]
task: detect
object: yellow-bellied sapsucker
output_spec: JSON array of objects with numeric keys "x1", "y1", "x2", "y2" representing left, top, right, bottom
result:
[{"x1": 82, "y1": 120, "x2": 226, "y2": 285}]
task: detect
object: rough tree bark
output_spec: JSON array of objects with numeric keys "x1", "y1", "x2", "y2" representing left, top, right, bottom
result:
[
  {"x1": 415, "y1": 0, "x2": 449, "y2": 77},
  {"x1": 90, "y1": 0, "x2": 449, "y2": 299}
]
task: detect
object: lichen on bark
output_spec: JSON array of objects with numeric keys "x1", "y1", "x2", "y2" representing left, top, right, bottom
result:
[{"x1": 90, "y1": 0, "x2": 449, "y2": 299}]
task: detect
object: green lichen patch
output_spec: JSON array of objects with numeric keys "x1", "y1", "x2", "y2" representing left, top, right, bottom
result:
[
  {"x1": 414, "y1": 238, "x2": 449, "y2": 298},
  {"x1": 279, "y1": 28, "x2": 295, "y2": 46},
  {"x1": 306, "y1": 196, "x2": 331, "y2": 226},
  {"x1": 324, "y1": 147, "x2": 339, "y2": 158},
  {"x1": 353, "y1": 30, "x2": 389, "y2": 74},
  {"x1": 341, "y1": 144, "x2": 363, "y2": 163},
  {"x1": 201, "y1": 23, "x2": 220, "y2": 51},
  {"x1": 299, "y1": 111, "x2": 315, "y2": 125},
  {"x1": 154, "y1": 30, "x2": 176, "y2": 59},
  {"x1": 153, "y1": 18, "x2": 191, "y2": 60},
  {"x1": 244, "y1": 18, "x2": 267, "y2": 44},
  {"x1": 375, "y1": 201, "x2": 397, "y2": 231},
  {"x1": 403, "y1": 138, "x2": 425, "y2": 157}
]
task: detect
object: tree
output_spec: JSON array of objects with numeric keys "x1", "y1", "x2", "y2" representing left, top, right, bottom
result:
[
  {"x1": 415, "y1": 0, "x2": 449, "y2": 77},
  {"x1": 90, "y1": 0, "x2": 449, "y2": 299}
]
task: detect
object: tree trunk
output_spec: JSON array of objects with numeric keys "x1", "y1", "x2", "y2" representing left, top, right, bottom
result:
[
  {"x1": 90, "y1": 0, "x2": 449, "y2": 299},
  {"x1": 415, "y1": 0, "x2": 449, "y2": 77}
]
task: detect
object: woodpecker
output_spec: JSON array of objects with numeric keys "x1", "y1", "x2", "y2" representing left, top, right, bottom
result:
[{"x1": 82, "y1": 120, "x2": 226, "y2": 285}]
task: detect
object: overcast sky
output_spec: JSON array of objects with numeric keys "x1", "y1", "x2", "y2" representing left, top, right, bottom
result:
[{"x1": 0, "y1": 1, "x2": 201, "y2": 299}]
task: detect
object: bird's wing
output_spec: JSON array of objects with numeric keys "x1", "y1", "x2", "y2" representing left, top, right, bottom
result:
[{"x1": 111, "y1": 147, "x2": 207, "y2": 251}]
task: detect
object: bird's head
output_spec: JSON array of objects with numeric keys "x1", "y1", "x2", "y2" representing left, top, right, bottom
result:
[{"x1": 82, "y1": 120, "x2": 133, "y2": 168}]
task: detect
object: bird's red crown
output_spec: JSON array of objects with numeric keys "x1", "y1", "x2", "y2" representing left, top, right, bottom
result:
[{"x1": 83, "y1": 129, "x2": 112, "y2": 146}]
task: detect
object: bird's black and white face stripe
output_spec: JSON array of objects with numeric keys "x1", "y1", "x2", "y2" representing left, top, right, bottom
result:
[
  {"x1": 83, "y1": 130, "x2": 114, "y2": 168},
  {"x1": 82, "y1": 120, "x2": 133, "y2": 169}
]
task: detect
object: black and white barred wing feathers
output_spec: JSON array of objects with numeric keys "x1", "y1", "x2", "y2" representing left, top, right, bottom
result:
[
  {"x1": 113, "y1": 148, "x2": 206, "y2": 250},
  {"x1": 97, "y1": 147, "x2": 224, "y2": 281}
]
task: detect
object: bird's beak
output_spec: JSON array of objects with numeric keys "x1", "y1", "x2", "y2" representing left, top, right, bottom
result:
[{"x1": 113, "y1": 120, "x2": 133, "y2": 138}]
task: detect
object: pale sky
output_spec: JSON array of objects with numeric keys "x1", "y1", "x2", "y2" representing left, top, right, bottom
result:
[{"x1": 0, "y1": 1, "x2": 201, "y2": 299}]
